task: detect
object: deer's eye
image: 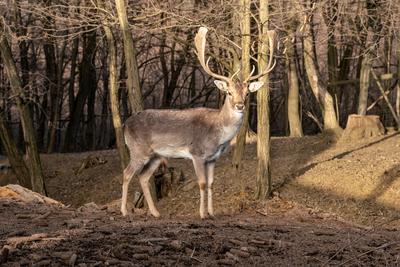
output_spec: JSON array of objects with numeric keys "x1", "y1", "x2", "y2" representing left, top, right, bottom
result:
[{"x1": 227, "y1": 91, "x2": 232, "y2": 96}]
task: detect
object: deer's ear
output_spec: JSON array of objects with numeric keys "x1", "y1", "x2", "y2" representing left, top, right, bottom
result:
[
  {"x1": 248, "y1": 81, "x2": 264, "y2": 92},
  {"x1": 214, "y1": 80, "x2": 229, "y2": 91}
]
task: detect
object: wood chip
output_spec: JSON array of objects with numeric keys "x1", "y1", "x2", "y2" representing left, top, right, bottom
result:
[
  {"x1": 267, "y1": 239, "x2": 294, "y2": 247},
  {"x1": 249, "y1": 239, "x2": 265, "y2": 246},
  {"x1": 217, "y1": 259, "x2": 236, "y2": 265},
  {"x1": 249, "y1": 238, "x2": 293, "y2": 248},
  {"x1": 229, "y1": 239, "x2": 246, "y2": 246},
  {"x1": 240, "y1": 246, "x2": 257, "y2": 254},
  {"x1": 16, "y1": 213, "x2": 32, "y2": 219},
  {"x1": 33, "y1": 211, "x2": 51, "y2": 221},
  {"x1": 139, "y1": 237, "x2": 169, "y2": 243},
  {"x1": 69, "y1": 253, "x2": 77, "y2": 266},
  {"x1": 132, "y1": 254, "x2": 148, "y2": 260},
  {"x1": 225, "y1": 252, "x2": 240, "y2": 262},
  {"x1": 32, "y1": 259, "x2": 51, "y2": 267},
  {"x1": 170, "y1": 240, "x2": 184, "y2": 250},
  {"x1": 229, "y1": 248, "x2": 250, "y2": 258}
]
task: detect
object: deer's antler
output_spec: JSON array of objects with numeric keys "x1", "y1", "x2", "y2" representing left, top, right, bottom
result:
[
  {"x1": 244, "y1": 30, "x2": 276, "y2": 82},
  {"x1": 194, "y1": 27, "x2": 233, "y2": 84}
]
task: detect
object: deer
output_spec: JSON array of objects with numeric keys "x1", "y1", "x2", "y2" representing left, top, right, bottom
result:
[{"x1": 121, "y1": 27, "x2": 276, "y2": 218}]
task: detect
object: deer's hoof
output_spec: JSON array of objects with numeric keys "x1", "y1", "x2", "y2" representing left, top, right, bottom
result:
[
  {"x1": 208, "y1": 209, "x2": 215, "y2": 217},
  {"x1": 151, "y1": 210, "x2": 161, "y2": 218},
  {"x1": 121, "y1": 208, "x2": 128, "y2": 217}
]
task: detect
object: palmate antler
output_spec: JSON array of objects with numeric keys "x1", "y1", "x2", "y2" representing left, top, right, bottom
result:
[
  {"x1": 194, "y1": 27, "x2": 276, "y2": 83},
  {"x1": 194, "y1": 27, "x2": 241, "y2": 84}
]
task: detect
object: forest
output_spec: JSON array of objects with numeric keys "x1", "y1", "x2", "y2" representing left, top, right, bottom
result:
[{"x1": 0, "y1": 0, "x2": 400, "y2": 265}]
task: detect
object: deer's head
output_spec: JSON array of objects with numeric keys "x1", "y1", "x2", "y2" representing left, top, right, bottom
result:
[{"x1": 194, "y1": 27, "x2": 276, "y2": 113}]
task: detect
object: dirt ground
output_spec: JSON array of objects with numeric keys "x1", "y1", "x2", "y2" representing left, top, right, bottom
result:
[
  {"x1": 1, "y1": 198, "x2": 400, "y2": 266},
  {"x1": 1, "y1": 132, "x2": 400, "y2": 265},
  {"x1": 38, "y1": 131, "x2": 400, "y2": 227}
]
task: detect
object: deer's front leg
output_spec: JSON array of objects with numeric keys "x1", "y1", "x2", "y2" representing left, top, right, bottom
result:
[
  {"x1": 206, "y1": 161, "x2": 215, "y2": 217},
  {"x1": 192, "y1": 157, "x2": 207, "y2": 219}
]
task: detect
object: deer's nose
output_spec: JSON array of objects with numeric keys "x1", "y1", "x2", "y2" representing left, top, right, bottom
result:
[{"x1": 235, "y1": 103, "x2": 245, "y2": 111}]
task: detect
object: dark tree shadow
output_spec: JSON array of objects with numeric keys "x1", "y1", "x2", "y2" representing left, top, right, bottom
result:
[
  {"x1": 366, "y1": 164, "x2": 400, "y2": 203},
  {"x1": 274, "y1": 132, "x2": 400, "y2": 191}
]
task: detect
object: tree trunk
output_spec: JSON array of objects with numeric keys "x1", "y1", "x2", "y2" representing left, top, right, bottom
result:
[
  {"x1": 37, "y1": 93, "x2": 48, "y2": 150},
  {"x1": 357, "y1": 54, "x2": 371, "y2": 115},
  {"x1": 337, "y1": 44, "x2": 354, "y2": 124},
  {"x1": 232, "y1": 0, "x2": 251, "y2": 177},
  {"x1": 396, "y1": 47, "x2": 400, "y2": 121},
  {"x1": 115, "y1": 0, "x2": 143, "y2": 112},
  {"x1": 0, "y1": 110, "x2": 31, "y2": 188},
  {"x1": 12, "y1": 0, "x2": 29, "y2": 88},
  {"x1": 0, "y1": 22, "x2": 46, "y2": 194},
  {"x1": 86, "y1": 77, "x2": 96, "y2": 150},
  {"x1": 63, "y1": 29, "x2": 97, "y2": 152},
  {"x1": 323, "y1": 0, "x2": 339, "y2": 109},
  {"x1": 98, "y1": 46, "x2": 109, "y2": 149},
  {"x1": 98, "y1": 0, "x2": 129, "y2": 170},
  {"x1": 115, "y1": 0, "x2": 154, "y2": 208},
  {"x1": 12, "y1": 0, "x2": 31, "y2": 151},
  {"x1": 371, "y1": 69, "x2": 400, "y2": 128},
  {"x1": 68, "y1": 38, "x2": 79, "y2": 117},
  {"x1": 43, "y1": 31, "x2": 62, "y2": 153},
  {"x1": 255, "y1": 0, "x2": 272, "y2": 200},
  {"x1": 285, "y1": 34, "x2": 303, "y2": 137},
  {"x1": 302, "y1": 14, "x2": 341, "y2": 135}
]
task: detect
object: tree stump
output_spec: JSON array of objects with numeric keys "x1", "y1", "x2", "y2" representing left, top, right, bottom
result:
[{"x1": 340, "y1": 114, "x2": 385, "y2": 142}]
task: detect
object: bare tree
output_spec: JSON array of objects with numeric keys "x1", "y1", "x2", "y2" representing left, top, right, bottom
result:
[
  {"x1": 284, "y1": 22, "x2": 303, "y2": 137},
  {"x1": 115, "y1": 0, "x2": 143, "y2": 112},
  {"x1": 0, "y1": 110, "x2": 30, "y2": 188},
  {"x1": 255, "y1": 0, "x2": 274, "y2": 199},
  {"x1": 0, "y1": 19, "x2": 46, "y2": 194},
  {"x1": 301, "y1": 8, "x2": 342, "y2": 135},
  {"x1": 97, "y1": 0, "x2": 129, "y2": 170},
  {"x1": 232, "y1": 0, "x2": 251, "y2": 177}
]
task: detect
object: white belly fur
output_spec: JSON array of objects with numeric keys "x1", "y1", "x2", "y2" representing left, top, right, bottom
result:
[{"x1": 154, "y1": 147, "x2": 192, "y2": 159}]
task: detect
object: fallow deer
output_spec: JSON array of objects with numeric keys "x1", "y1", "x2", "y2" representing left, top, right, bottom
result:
[{"x1": 121, "y1": 27, "x2": 275, "y2": 218}]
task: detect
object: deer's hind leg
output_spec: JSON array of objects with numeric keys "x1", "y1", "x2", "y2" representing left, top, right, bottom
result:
[
  {"x1": 121, "y1": 150, "x2": 149, "y2": 216},
  {"x1": 138, "y1": 156, "x2": 163, "y2": 218}
]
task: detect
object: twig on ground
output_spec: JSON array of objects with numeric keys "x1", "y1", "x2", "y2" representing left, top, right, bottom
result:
[
  {"x1": 190, "y1": 248, "x2": 203, "y2": 263},
  {"x1": 337, "y1": 242, "x2": 399, "y2": 266},
  {"x1": 323, "y1": 216, "x2": 400, "y2": 266},
  {"x1": 255, "y1": 210, "x2": 268, "y2": 216}
]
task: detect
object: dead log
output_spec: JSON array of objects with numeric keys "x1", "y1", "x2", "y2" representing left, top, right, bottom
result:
[
  {"x1": 7, "y1": 233, "x2": 48, "y2": 247},
  {"x1": 340, "y1": 114, "x2": 385, "y2": 142},
  {"x1": 0, "y1": 184, "x2": 63, "y2": 206}
]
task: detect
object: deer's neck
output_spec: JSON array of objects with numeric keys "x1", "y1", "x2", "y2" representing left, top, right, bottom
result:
[{"x1": 217, "y1": 97, "x2": 244, "y2": 143}]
